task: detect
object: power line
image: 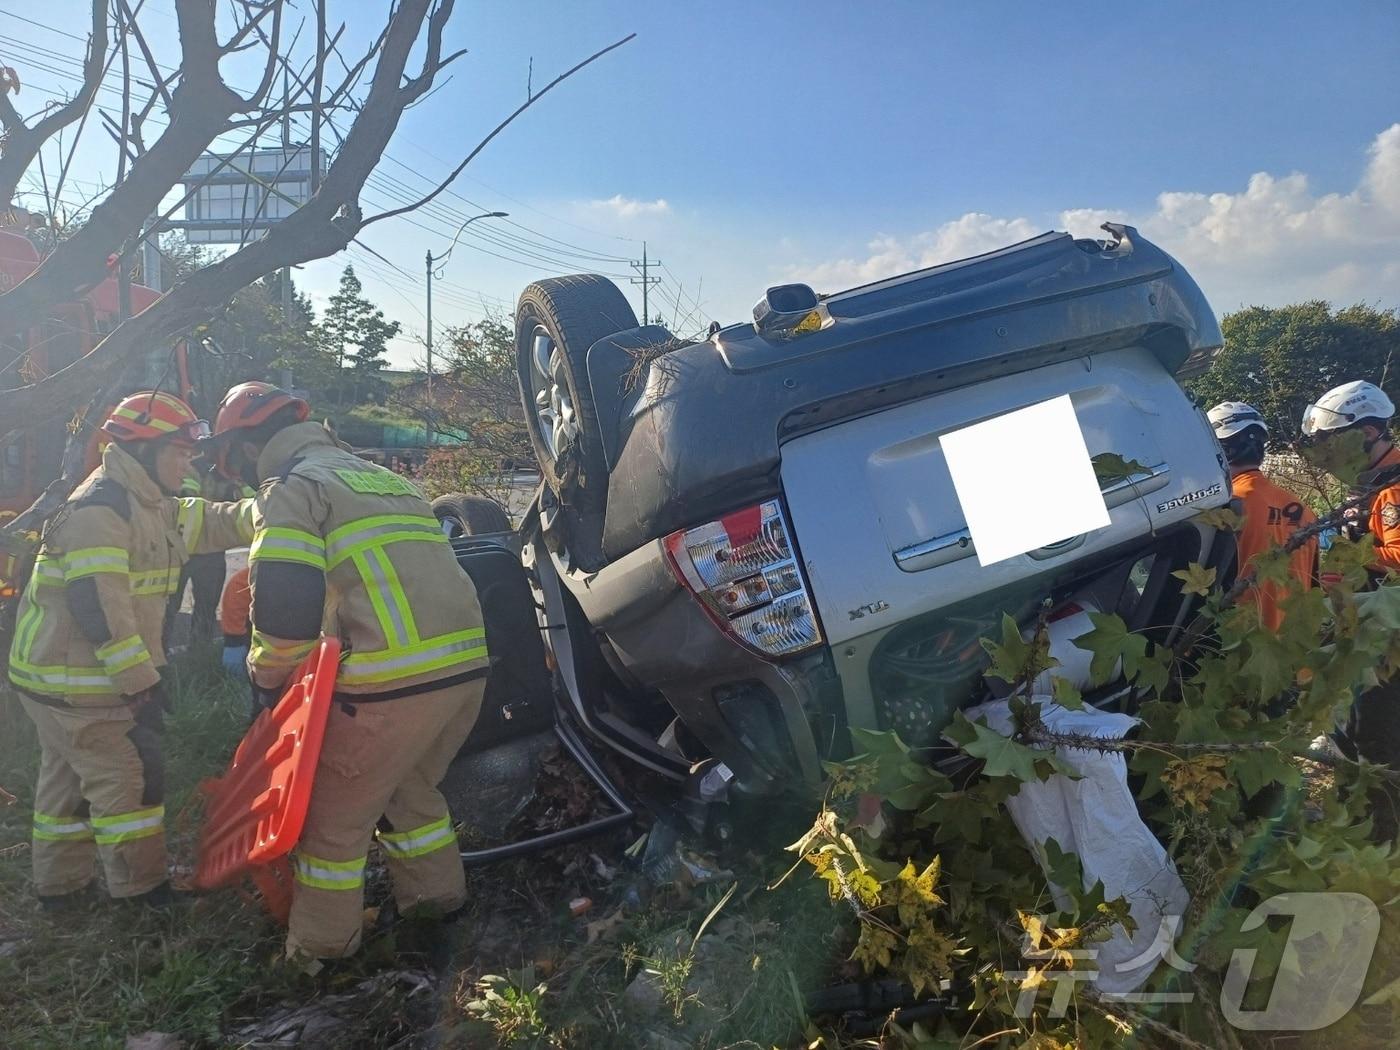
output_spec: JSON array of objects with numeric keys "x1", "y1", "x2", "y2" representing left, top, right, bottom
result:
[
  {"x1": 0, "y1": 26, "x2": 647, "y2": 273},
  {"x1": 0, "y1": 24, "x2": 712, "y2": 332}
]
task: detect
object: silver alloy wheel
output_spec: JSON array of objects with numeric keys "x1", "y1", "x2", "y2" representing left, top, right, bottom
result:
[{"x1": 530, "y1": 325, "x2": 578, "y2": 462}]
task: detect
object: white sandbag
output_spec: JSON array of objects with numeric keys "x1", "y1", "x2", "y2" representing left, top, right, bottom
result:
[
  {"x1": 956, "y1": 697, "x2": 1189, "y2": 994},
  {"x1": 1027, "y1": 600, "x2": 1117, "y2": 695}
]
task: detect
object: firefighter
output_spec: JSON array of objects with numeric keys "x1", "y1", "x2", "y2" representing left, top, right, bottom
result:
[
  {"x1": 8, "y1": 392, "x2": 253, "y2": 908},
  {"x1": 204, "y1": 382, "x2": 489, "y2": 963},
  {"x1": 218, "y1": 564, "x2": 252, "y2": 676},
  {"x1": 164, "y1": 459, "x2": 233, "y2": 650},
  {"x1": 1207, "y1": 401, "x2": 1318, "y2": 630},
  {"x1": 1301, "y1": 381, "x2": 1400, "y2": 574},
  {"x1": 1302, "y1": 380, "x2": 1400, "y2": 832}
]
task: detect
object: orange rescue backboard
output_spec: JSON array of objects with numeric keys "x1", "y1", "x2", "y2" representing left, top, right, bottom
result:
[{"x1": 195, "y1": 639, "x2": 339, "y2": 921}]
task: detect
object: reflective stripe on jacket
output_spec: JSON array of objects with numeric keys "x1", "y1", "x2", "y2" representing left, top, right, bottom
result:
[
  {"x1": 246, "y1": 421, "x2": 488, "y2": 697},
  {"x1": 7, "y1": 443, "x2": 254, "y2": 702}
]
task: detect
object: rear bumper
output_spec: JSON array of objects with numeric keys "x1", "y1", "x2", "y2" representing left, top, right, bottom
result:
[{"x1": 547, "y1": 536, "x2": 833, "y2": 794}]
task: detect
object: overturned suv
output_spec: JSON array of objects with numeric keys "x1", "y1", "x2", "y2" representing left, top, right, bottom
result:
[{"x1": 455, "y1": 225, "x2": 1234, "y2": 802}]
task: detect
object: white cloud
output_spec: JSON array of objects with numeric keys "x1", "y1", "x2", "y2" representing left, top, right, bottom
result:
[
  {"x1": 785, "y1": 124, "x2": 1400, "y2": 310},
  {"x1": 791, "y1": 213, "x2": 1039, "y2": 291},
  {"x1": 586, "y1": 194, "x2": 670, "y2": 219}
]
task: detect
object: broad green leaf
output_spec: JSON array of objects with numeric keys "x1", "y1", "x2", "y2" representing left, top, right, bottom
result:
[
  {"x1": 945, "y1": 712, "x2": 1045, "y2": 782},
  {"x1": 980, "y1": 612, "x2": 1055, "y2": 686},
  {"x1": 1239, "y1": 631, "x2": 1293, "y2": 702},
  {"x1": 846, "y1": 727, "x2": 952, "y2": 809},
  {"x1": 1300, "y1": 426, "x2": 1369, "y2": 485},
  {"x1": 1172, "y1": 562, "x2": 1217, "y2": 597},
  {"x1": 1042, "y1": 837, "x2": 1084, "y2": 892},
  {"x1": 1071, "y1": 612, "x2": 1145, "y2": 686},
  {"x1": 1051, "y1": 676, "x2": 1084, "y2": 710},
  {"x1": 1091, "y1": 452, "x2": 1149, "y2": 485},
  {"x1": 1194, "y1": 505, "x2": 1244, "y2": 532},
  {"x1": 1231, "y1": 748, "x2": 1302, "y2": 799},
  {"x1": 1321, "y1": 533, "x2": 1375, "y2": 581}
]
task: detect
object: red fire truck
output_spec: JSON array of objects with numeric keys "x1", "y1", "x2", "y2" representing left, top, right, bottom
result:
[{"x1": 0, "y1": 227, "x2": 177, "y2": 618}]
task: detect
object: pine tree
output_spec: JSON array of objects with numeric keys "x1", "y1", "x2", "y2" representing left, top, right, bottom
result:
[{"x1": 317, "y1": 265, "x2": 401, "y2": 406}]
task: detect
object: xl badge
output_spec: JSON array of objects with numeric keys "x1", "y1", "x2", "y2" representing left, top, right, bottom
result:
[
  {"x1": 849, "y1": 600, "x2": 890, "y2": 621},
  {"x1": 1157, "y1": 482, "x2": 1223, "y2": 514},
  {"x1": 1383, "y1": 504, "x2": 1400, "y2": 529}
]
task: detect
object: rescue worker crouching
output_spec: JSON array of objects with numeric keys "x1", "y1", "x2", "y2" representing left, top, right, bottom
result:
[
  {"x1": 7, "y1": 392, "x2": 254, "y2": 908},
  {"x1": 1207, "y1": 401, "x2": 1318, "y2": 631},
  {"x1": 204, "y1": 382, "x2": 489, "y2": 963}
]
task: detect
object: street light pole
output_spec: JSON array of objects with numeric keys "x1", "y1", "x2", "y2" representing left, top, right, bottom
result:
[{"x1": 424, "y1": 210, "x2": 507, "y2": 445}]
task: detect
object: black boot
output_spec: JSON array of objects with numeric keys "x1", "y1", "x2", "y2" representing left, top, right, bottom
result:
[
  {"x1": 38, "y1": 883, "x2": 96, "y2": 913},
  {"x1": 122, "y1": 881, "x2": 184, "y2": 909}
]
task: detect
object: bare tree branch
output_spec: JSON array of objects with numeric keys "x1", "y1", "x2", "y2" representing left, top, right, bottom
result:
[
  {"x1": 0, "y1": 0, "x2": 251, "y2": 339},
  {"x1": 0, "y1": 0, "x2": 442, "y2": 436},
  {"x1": 363, "y1": 32, "x2": 635, "y2": 228},
  {"x1": 241, "y1": 1, "x2": 286, "y2": 109},
  {"x1": 115, "y1": 17, "x2": 133, "y2": 186},
  {"x1": 117, "y1": 0, "x2": 172, "y2": 113},
  {"x1": 0, "y1": 0, "x2": 110, "y2": 209},
  {"x1": 218, "y1": 0, "x2": 284, "y2": 59}
]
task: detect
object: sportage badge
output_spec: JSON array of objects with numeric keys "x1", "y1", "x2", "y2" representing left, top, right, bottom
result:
[{"x1": 1156, "y1": 482, "x2": 1223, "y2": 514}]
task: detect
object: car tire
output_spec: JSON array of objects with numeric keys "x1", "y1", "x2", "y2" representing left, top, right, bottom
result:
[
  {"x1": 431, "y1": 492, "x2": 512, "y2": 539},
  {"x1": 516, "y1": 275, "x2": 637, "y2": 568}
]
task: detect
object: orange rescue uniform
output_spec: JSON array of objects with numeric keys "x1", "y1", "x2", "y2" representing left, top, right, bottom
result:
[
  {"x1": 1366, "y1": 446, "x2": 1400, "y2": 577},
  {"x1": 1231, "y1": 468, "x2": 1318, "y2": 632},
  {"x1": 219, "y1": 566, "x2": 251, "y2": 642}
]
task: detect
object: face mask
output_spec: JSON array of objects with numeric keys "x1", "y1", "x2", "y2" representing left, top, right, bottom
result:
[{"x1": 225, "y1": 443, "x2": 259, "y2": 488}]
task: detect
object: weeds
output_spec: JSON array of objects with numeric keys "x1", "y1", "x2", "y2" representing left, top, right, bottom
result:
[
  {"x1": 462, "y1": 966, "x2": 553, "y2": 1046},
  {"x1": 0, "y1": 647, "x2": 847, "y2": 1048}
]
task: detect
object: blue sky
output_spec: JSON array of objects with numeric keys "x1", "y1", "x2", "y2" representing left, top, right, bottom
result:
[{"x1": 5, "y1": 1, "x2": 1400, "y2": 366}]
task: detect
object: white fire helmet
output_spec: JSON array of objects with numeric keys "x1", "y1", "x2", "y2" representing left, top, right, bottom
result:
[
  {"x1": 1300, "y1": 381, "x2": 1396, "y2": 438},
  {"x1": 1207, "y1": 401, "x2": 1268, "y2": 441}
]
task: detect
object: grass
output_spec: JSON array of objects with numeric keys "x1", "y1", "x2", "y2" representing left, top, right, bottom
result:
[
  {"x1": 0, "y1": 649, "x2": 848, "y2": 1049},
  {"x1": 8, "y1": 654, "x2": 1399, "y2": 1047}
]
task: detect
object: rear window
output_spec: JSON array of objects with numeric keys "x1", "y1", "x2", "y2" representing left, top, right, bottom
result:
[{"x1": 868, "y1": 528, "x2": 1202, "y2": 746}]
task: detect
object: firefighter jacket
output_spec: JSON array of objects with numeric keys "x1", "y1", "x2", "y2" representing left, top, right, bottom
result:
[
  {"x1": 1230, "y1": 468, "x2": 1317, "y2": 632},
  {"x1": 7, "y1": 443, "x2": 254, "y2": 702},
  {"x1": 1363, "y1": 445, "x2": 1400, "y2": 577},
  {"x1": 246, "y1": 422, "x2": 488, "y2": 699}
]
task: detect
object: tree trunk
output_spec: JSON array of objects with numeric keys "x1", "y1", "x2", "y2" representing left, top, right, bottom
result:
[{"x1": 0, "y1": 80, "x2": 242, "y2": 341}]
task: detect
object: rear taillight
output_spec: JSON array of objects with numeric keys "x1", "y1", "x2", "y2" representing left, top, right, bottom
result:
[{"x1": 664, "y1": 499, "x2": 823, "y2": 658}]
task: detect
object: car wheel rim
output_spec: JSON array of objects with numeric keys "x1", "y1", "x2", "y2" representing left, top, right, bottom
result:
[{"x1": 530, "y1": 326, "x2": 577, "y2": 463}]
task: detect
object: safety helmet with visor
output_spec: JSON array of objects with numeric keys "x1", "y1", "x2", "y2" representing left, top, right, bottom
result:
[
  {"x1": 1300, "y1": 381, "x2": 1396, "y2": 438},
  {"x1": 202, "y1": 381, "x2": 310, "y2": 483},
  {"x1": 101, "y1": 390, "x2": 210, "y2": 446},
  {"x1": 1208, "y1": 401, "x2": 1269, "y2": 467}
]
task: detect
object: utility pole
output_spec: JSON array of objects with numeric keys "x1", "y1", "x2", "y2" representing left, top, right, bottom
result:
[
  {"x1": 424, "y1": 210, "x2": 508, "y2": 445},
  {"x1": 425, "y1": 248, "x2": 434, "y2": 438},
  {"x1": 311, "y1": 0, "x2": 325, "y2": 196},
  {"x1": 630, "y1": 241, "x2": 661, "y2": 325},
  {"x1": 281, "y1": 64, "x2": 294, "y2": 341}
]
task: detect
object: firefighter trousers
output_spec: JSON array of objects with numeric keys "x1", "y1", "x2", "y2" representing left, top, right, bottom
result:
[
  {"x1": 19, "y1": 695, "x2": 167, "y2": 898},
  {"x1": 286, "y1": 677, "x2": 485, "y2": 960}
]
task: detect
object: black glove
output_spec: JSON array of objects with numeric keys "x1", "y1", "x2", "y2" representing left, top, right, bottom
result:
[
  {"x1": 1342, "y1": 503, "x2": 1371, "y2": 542},
  {"x1": 250, "y1": 678, "x2": 287, "y2": 715},
  {"x1": 127, "y1": 680, "x2": 170, "y2": 730}
]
